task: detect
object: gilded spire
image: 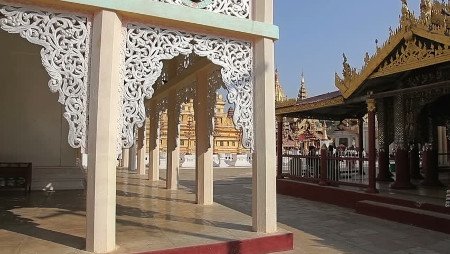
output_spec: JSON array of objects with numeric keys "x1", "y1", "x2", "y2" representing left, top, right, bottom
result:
[
  {"x1": 275, "y1": 69, "x2": 288, "y2": 102},
  {"x1": 297, "y1": 72, "x2": 308, "y2": 101}
]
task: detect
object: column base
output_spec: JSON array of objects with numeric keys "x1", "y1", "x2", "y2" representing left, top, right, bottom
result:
[
  {"x1": 391, "y1": 149, "x2": 415, "y2": 190},
  {"x1": 365, "y1": 187, "x2": 379, "y2": 194},
  {"x1": 376, "y1": 175, "x2": 394, "y2": 182},
  {"x1": 410, "y1": 173, "x2": 424, "y2": 180},
  {"x1": 377, "y1": 151, "x2": 392, "y2": 182},
  {"x1": 318, "y1": 180, "x2": 329, "y2": 186}
]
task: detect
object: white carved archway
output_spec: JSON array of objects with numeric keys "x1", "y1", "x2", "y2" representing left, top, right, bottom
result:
[
  {"x1": 122, "y1": 23, "x2": 253, "y2": 149},
  {"x1": 0, "y1": 5, "x2": 91, "y2": 150}
]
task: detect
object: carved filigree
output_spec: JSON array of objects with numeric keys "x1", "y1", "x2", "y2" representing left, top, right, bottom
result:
[
  {"x1": 175, "y1": 85, "x2": 196, "y2": 128},
  {"x1": 0, "y1": 5, "x2": 90, "y2": 150},
  {"x1": 122, "y1": 24, "x2": 193, "y2": 148},
  {"x1": 122, "y1": 23, "x2": 253, "y2": 149},
  {"x1": 176, "y1": 54, "x2": 201, "y2": 75},
  {"x1": 157, "y1": 0, "x2": 250, "y2": 19},
  {"x1": 193, "y1": 34, "x2": 253, "y2": 148},
  {"x1": 335, "y1": 54, "x2": 358, "y2": 92},
  {"x1": 335, "y1": 0, "x2": 450, "y2": 97},
  {"x1": 374, "y1": 37, "x2": 450, "y2": 77}
]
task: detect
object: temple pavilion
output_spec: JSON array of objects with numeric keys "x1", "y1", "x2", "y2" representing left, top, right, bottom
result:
[{"x1": 276, "y1": 1, "x2": 450, "y2": 230}]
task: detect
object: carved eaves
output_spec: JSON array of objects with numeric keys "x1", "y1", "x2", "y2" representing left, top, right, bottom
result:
[
  {"x1": 275, "y1": 96, "x2": 344, "y2": 116},
  {"x1": 335, "y1": 0, "x2": 450, "y2": 98},
  {"x1": 371, "y1": 36, "x2": 450, "y2": 78}
]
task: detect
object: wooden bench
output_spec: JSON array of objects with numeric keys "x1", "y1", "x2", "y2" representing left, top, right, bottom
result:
[{"x1": 0, "y1": 162, "x2": 32, "y2": 192}]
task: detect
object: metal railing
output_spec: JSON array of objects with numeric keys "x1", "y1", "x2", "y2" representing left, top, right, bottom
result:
[{"x1": 281, "y1": 149, "x2": 369, "y2": 187}]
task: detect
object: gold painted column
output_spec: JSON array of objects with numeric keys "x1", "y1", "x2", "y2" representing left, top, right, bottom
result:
[
  {"x1": 252, "y1": 0, "x2": 277, "y2": 233},
  {"x1": 86, "y1": 10, "x2": 122, "y2": 253},
  {"x1": 391, "y1": 94, "x2": 415, "y2": 189}
]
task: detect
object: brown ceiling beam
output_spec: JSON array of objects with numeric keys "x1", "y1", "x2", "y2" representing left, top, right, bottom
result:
[{"x1": 145, "y1": 58, "x2": 217, "y2": 106}]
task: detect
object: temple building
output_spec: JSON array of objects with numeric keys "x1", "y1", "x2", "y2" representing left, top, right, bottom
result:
[
  {"x1": 276, "y1": 72, "x2": 330, "y2": 152},
  {"x1": 276, "y1": 0, "x2": 450, "y2": 197},
  {"x1": 154, "y1": 94, "x2": 247, "y2": 155}
]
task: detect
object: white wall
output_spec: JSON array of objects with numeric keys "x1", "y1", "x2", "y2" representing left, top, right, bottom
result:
[{"x1": 0, "y1": 31, "x2": 82, "y2": 190}]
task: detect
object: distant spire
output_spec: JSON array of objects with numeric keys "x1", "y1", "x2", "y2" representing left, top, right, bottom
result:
[
  {"x1": 297, "y1": 72, "x2": 308, "y2": 101},
  {"x1": 275, "y1": 69, "x2": 288, "y2": 102}
]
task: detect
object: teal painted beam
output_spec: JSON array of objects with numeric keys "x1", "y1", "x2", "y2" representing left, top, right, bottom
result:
[{"x1": 62, "y1": 0, "x2": 279, "y2": 40}]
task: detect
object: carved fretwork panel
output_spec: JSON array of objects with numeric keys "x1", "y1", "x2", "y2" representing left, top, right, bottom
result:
[
  {"x1": 385, "y1": 98, "x2": 395, "y2": 146},
  {"x1": 404, "y1": 97, "x2": 421, "y2": 142},
  {"x1": 156, "y1": 0, "x2": 250, "y2": 19},
  {"x1": 122, "y1": 23, "x2": 253, "y2": 149},
  {"x1": 394, "y1": 95, "x2": 406, "y2": 150},
  {"x1": 372, "y1": 36, "x2": 450, "y2": 78},
  {"x1": 376, "y1": 99, "x2": 387, "y2": 152},
  {"x1": 0, "y1": 5, "x2": 91, "y2": 151}
]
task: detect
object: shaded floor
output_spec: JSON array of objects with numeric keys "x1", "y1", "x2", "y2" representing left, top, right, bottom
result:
[
  {"x1": 0, "y1": 168, "x2": 449, "y2": 254},
  {"x1": 0, "y1": 169, "x2": 286, "y2": 254}
]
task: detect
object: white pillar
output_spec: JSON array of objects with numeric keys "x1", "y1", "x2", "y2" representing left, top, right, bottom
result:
[
  {"x1": 195, "y1": 70, "x2": 214, "y2": 205},
  {"x1": 252, "y1": 0, "x2": 277, "y2": 233},
  {"x1": 137, "y1": 120, "x2": 147, "y2": 175},
  {"x1": 148, "y1": 101, "x2": 160, "y2": 181},
  {"x1": 121, "y1": 148, "x2": 129, "y2": 168},
  {"x1": 86, "y1": 10, "x2": 121, "y2": 253},
  {"x1": 166, "y1": 91, "x2": 179, "y2": 190},
  {"x1": 128, "y1": 144, "x2": 137, "y2": 171}
]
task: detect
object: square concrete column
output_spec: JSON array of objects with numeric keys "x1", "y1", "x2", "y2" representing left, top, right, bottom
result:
[
  {"x1": 128, "y1": 143, "x2": 137, "y2": 171},
  {"x1": 137, "y1": 120, "x2": 147, "y2": 175},
  {"x1": 252, "y1": 0, "x2": 277, "y2": 234},
  {"x1": 148, "y1": 101, "x2": 160, "y2": 181},
  {"x1": 195, "y1": 70, "x2": 214, "y2": 205},
  {"x1": 86, "y1": 10, "x2": 122, "y2": 253},
  {"x1": 121, "y1": 148, "x2": 129, "y2": 168},
  {"x1": 166, "y1": 91, "x2": 180, "y2": 190}
]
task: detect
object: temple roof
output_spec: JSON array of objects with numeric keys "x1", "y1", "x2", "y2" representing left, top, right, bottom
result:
[
  {"x1": 297, "y1": 72, "x2": 308, "y2": 101},
  {"x1": 276, "y1": 90, "x2": 366, "y2": 120},
  {"x1": 275, "y1": 69, "x2": 288, "y2": 102},
  {"x1": 335, "y1": 0, "x2": 450, "y2": 98}
]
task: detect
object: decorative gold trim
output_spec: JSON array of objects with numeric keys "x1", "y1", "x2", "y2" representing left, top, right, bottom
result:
[
  {"x1": 371, "y1": 36, "x2": 450, "y2": 78},
  {"x1": 366, "y1": 98, "x2": 376, "y2": 112},
  {"x1": 276, "y1": 96, "x2": 344, "y2": 115},
  {"x1": 335, "y1": 1, "x2": 450, "y2": 99}
]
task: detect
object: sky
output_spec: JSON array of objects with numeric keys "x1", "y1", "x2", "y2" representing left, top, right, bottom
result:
[{"x1": 274, "y1": 0, "x2": 421, "y2": 98}]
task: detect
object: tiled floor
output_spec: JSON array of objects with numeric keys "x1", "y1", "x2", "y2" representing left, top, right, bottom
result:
[{"x1": 0, "y1": 167, "x2": 449, "y2": 254}]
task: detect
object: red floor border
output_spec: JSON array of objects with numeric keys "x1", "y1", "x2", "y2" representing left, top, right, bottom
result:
[
  {"x1": 277, "y1": 179, "x2": 450, "y2": 234},
  {"x1": 136, "y1": 233, "x2": 293, "y2": 254}
]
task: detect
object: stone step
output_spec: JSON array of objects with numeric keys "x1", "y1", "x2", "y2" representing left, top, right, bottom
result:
[{"x1": 356, "y1": 200, "x2": 450, "y2": 234}]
